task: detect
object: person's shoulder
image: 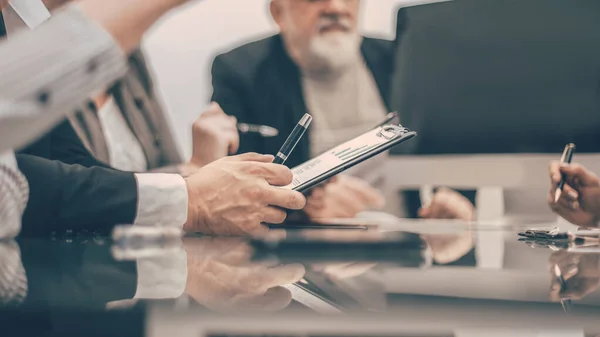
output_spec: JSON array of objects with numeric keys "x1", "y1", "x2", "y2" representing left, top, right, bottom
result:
[
  {"x1": 212, "y1": 34, "x2": 282, "y2": 72},
  {"x1": 361, "y1": 36, "x2": 394, "y2": 53}
]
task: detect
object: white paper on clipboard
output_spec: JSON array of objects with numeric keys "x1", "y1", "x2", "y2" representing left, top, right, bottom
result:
[{"x1": 283, "y1": 124, "x2": 414, "y2": 190}]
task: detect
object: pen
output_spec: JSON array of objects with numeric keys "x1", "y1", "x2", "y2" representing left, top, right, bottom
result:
[
  {"x1": 237, "y1": 123, "x2": 279, "y2": 138},
  {"x1": 554, "y1": 264, "x2": 573, "y2": 313},
  {"x1": 554, "y1": 143, "x2": 576, "y2": 203},
  {"x1": 273, "y1": 113, "x2": 312, "y2": 165}
]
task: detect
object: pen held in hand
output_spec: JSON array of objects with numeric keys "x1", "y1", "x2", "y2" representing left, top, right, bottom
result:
[
  {"x1": 273, "y1": 113, "x2": 312, "y2": 165},
  {"x1": 237, "y1": 123, "x2": 279, "y2": 138},
  {"x1": 554, "y1": 143, "x2": 576, "y2": 203}
]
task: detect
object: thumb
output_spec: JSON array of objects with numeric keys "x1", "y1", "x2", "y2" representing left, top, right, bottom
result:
[{"x1": 418, "y1": 207, "x2": 431, "y2": 218}]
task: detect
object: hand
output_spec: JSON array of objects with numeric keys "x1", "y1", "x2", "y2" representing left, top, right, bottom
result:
[
  {"x1": 421, "y1": 231, "x2": 474, "y2": 264},
  {"x1": 184, "y1": 153, "x2": 306, "y2": 235},
  {"x1": 548, "y1": 251, "x2": 600, "y2": 301},
  {"x1": 304, "y1": 175, "x2": 385, "y2": 219},
  {"x1": 548, "y1": 162, "x2": 600, "y2": 228},
  {"x1": 0, "y1": 0, "x2": 8, "y2": 10},
  {"x1": 189, "y1": 102, "x2": 239, "y2": 168},
  {"x1": 184, "y1": 237, "x2": 305, "y2": 312},
  {"x1": 418, "y1": 188, "x2": 475, "y2": 221}
]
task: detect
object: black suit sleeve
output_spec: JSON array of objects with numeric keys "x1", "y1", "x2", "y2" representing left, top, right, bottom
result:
[
  {"x1": 210, "y1": 55, "x2": 264, "y2": 156},
  {"x1": 16, "y1": 154, "x2": 138, "y2": 236},
  {"x1": 20, "y1": 119, "x2": 111, "y2": 169},
  {"x1": 49, "y1": 120, "x2": 112, "y2": 168}
]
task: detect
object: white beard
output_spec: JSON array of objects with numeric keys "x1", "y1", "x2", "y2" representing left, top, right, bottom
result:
[{"x1": 301, "y1": 31, "x2": 362, "y2": 73}]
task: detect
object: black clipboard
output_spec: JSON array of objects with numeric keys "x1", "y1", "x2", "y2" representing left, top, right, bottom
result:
[{"x1": 285, "y1": 118, "x2": 416, "y2": 193}]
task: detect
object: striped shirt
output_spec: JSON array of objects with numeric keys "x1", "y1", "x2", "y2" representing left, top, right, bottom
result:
[{"x1": 0, "y1": 4, "x2": 188, "y2": 236}]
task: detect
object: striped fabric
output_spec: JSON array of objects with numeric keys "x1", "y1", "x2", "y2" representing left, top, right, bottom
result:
[
  {"x1": 0, "y1": 153, "x2": 28, "y2": 239},
  {"x1": 0, "y1": 4, "x2": 127, "y2": 154},
  {"x1": 0, "y1": 242, "x2": 27, "y2": 306},
  {"x1": 0, "y1": 4, "x2": 128, "y2": 238}
]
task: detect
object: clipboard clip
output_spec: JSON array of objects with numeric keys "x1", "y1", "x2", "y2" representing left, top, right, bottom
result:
[{"x1": 377, "y1": 125, "x2": 406, "y2": 140}]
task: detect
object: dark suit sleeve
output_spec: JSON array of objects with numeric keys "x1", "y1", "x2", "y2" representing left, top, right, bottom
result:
[
  {"x1": 49, "y1": 120, "x2": 112, "y2": 169},
  {"x1": 210, "y1": 54, "x2": 264, "y2": 155},
  {"x1": 210, "y1": 55, "x2": 248, "y2": 122},
  {"x1": 16, "y1": 154, "x2": 138, "y2": 236}
]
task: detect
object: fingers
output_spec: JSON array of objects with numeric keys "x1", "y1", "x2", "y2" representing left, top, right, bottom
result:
[
  {"x1": 234, "y1": 286, "x2": 293, "y2": 312},
  {"x1": 261, "y1": 206, "x2": 288, "y2": 224},
  {"x1": 239, "y1": 264, "x2": 306, "y2": 295},
  {"x1": 265, "y1": 187, "x2": 307, "y2": 210},
  {"x1": 228, "y1": 152, "x2": 274, "y2": 163},
  {"x1": 340, "y1": 177, "x2": 385, "y2": 209},
  {"x1": 246, "y1": 163, "x2": 294, "y2": 186},
  {"x1": 306, "y1": 191, "x2": 325, "y2": 210},
  {"x1": 228, "y1": 130, "x2": 240, "y2": 154},
  {"x1": 560, "y1": 163, "x2": 600, "y2": 187},
  {"x1": 549, "y1": 161, "x2": 562, "y2": 184}
]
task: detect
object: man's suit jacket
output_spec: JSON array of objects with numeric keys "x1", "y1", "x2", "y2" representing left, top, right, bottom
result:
[
  {"x1": 210, "y1": 34, "x2": 394, "y2": 169},
  {"x1": 210, "y1": 34, "x2": 476, "y2": 217},
  {"x1": 21, "y1": 51, "x2": 183, "y2": 172},
  {"x1": 16, "y1": 154, "x2": 138, "y2": 237}
]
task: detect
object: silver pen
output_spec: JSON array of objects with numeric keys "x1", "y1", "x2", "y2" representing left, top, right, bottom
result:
[{"x1": 237, "y1": 123, "x2": 279, "y2": 138}]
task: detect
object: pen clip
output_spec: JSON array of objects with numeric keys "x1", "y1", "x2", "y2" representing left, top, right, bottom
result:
[{"x1": 377, "y1": 125, "x2": 405, "y2": 140}]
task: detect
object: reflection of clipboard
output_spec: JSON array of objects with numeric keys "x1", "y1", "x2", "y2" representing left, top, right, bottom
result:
[{"x1": 285, "y1": 117, "x2": 416, "y2": 193}]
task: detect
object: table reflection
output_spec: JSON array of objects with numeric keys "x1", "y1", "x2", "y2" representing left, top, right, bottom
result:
[
  {"x1": 549, "y1": 251, "x2": 600, "y2": 302},
  {"x1": 183, "y1": 237, "x2": 305, "y2": 312}
]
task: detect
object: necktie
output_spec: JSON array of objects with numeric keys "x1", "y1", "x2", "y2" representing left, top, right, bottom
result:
[{"x1": 0, "y1": 12, "x2": 6, "y2": 39}]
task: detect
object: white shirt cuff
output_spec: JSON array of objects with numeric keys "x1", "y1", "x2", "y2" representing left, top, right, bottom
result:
[
  {"x1": 133, "y1": 173, "x2": 188, "y2": 228},
  {"x1": 133, "y1": 248, "x2": 188, "y2": 299}
]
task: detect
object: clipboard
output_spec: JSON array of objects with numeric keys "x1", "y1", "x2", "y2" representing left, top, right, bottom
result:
[{"x1": 283, "y1": 118, "x2": 416, "y2": 193}]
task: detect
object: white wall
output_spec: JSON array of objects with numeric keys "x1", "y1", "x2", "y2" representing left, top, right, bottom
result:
[{"x1": 142, "y1": 0, "x2": 446, "y2": 157}]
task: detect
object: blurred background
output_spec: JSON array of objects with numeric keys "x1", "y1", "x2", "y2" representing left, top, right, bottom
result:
[{"x1": 143, "y1": 0, "x2": 435, "y2": 156}]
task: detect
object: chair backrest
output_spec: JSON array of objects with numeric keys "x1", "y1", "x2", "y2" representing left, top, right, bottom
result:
[
  {"x1": 390, "y1": 0, "x2": 600, "y2": 156},
  {"x1": 387, "y1": 0, "x2": 600, "y2": 220},
  {"x1": 385, "y1": 154, "x2": 600, "y2": 220}
]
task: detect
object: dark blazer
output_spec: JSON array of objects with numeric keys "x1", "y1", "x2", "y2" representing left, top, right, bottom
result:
[
  {"x1": 210, "y1": 34, "x2": 474, "y2": 217},
  {"x1": 211, "y1": 34, "x2": 394, "y2": 169},
  {"x1": 16, "y1": 154, "x2": 138, "y2": 237}
]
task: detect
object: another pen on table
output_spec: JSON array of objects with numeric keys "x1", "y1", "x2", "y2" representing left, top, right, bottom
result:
[
  {"x1": 237, "y1": 123, "x2": 279, "y2": 138},
  {"x1": 554, "y1": 264, "x2": 573, "y2": 313},
  {"x1": 554, "y1": 143, "x2": 576, "y2": 203},
  {"x1": 273, "y1": 113, "x2": 312, "y2": 165}
]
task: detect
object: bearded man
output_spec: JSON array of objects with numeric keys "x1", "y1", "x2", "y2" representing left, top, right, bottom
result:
[
  {"x1": 210, "y1": 0, "x2": 393, "y2": 218},
  {"x1": 210, "y1": 0, "x2": 475, "y2": 220}
]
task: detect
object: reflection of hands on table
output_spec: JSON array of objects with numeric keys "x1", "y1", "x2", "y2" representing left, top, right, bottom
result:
[
  {"x1": 311, "y1": 262, "x2": 377, "y2": 280},
  {"x1": 183, "y1": 237, "x2": 305, "y2": 312},
  {"x1": 419, "y1": 188, "x2": 475, "y2": 221},
  {"x1": 421, "y1": 231, "x2": 474, "y2": 265},
  {"x1": 304, "y1": 175, "x2": 385, "y2": 220},
  {"x1": 548, "y1": 251, "x2": 600, "y2": 301}
]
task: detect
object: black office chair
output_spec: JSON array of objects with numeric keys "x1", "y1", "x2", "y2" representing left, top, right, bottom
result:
[{"x1": 390, "y1": 0, "x2": 600, "y2": 155}]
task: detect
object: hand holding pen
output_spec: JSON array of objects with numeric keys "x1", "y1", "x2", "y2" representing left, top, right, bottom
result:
[{"x1": 548, "y1": 145, "x2": 600, "y2": 228}]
